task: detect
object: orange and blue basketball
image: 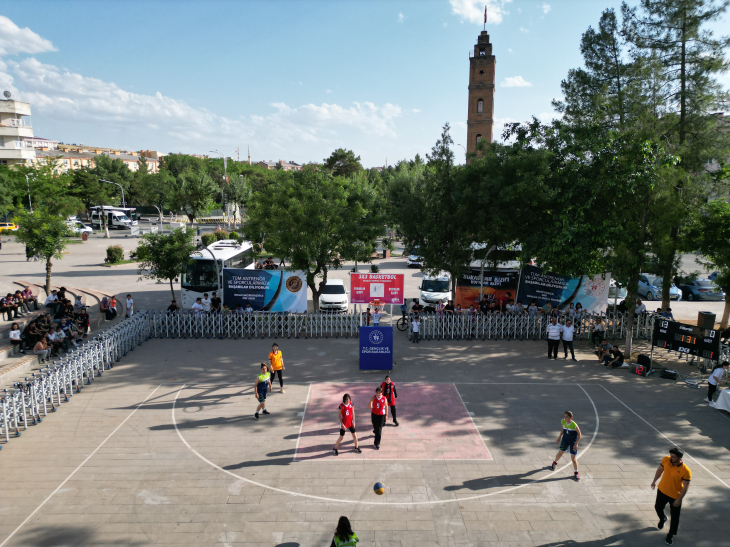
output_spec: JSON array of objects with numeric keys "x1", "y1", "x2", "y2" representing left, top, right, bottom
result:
[{"x1": 373, "y1": 482, "x2": 385, "y2": 495}]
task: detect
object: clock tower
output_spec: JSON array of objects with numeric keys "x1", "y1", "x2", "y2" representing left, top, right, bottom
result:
[{"x1": 466, "y1": 30, "x2": 495, "y2": 161}]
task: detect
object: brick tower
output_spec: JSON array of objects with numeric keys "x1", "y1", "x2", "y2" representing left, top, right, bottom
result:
[{"x1": 466, "y1": 30, "x2": 495, "y2": 161}]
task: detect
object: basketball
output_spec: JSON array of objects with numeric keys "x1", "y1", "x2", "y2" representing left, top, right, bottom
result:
[{"x1": 373, "y1": 482, "x2": 385, "y2": 495}]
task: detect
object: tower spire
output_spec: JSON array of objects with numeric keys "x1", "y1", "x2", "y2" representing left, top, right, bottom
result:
[{"x1": 484, "y1": 5, "x2": 487, "y2": 31}]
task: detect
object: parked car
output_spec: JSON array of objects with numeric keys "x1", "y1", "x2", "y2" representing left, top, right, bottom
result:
[
  {"x1": 708, "y1": 271, "x2": 719, "y2": 281},
  {"x1": 0, "y1": 222, "x2": 18, "y2": 231},
  {"x1": 65, "y1": 220, "x2": 93, "y2": 234},
  {"x1": 678, "y1": 278, "x2": 724, "y2": 301},
  {"x1": 406, "y1": 246, "x2": 423, "y2": 268},
  {"x1": 637, "y1": 274, "x2": 681, "y2": 301},
  {"x1": 318, "y1": 279, "x2": 349, "y2": 313}
]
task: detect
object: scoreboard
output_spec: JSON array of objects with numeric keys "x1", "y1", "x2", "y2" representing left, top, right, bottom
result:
[{"x1": 652, "y1": 319, "x2": 721, "y2": 360}]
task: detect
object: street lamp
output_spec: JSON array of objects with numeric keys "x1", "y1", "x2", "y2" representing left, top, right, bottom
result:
[
  {"x1": 456, "y1": 143, "x2": 467, "y2": 162},
  {"x1": 209, "y1": 149, "x2": 228, "y2": 219},
  {"x1": 100, "y1": 178, "x2": 125, "y2": 208},
  {"x1": 24, "y1": 174, "x2": 33, "y2": 213}
]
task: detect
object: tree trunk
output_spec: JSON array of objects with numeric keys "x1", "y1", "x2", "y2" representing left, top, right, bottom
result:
[
  {"x1": 661, "y1": 226, "x2": 680, "y2": 310},
  {"x1": 169, "y1": 278, "x2": 176, "y2": 302},
  {"x1": 624, "y1": 277, "x2": 640, "y2": 365},
  {"x1": 45, "y1": 258, "x2": 53, "y2": 296},
  {"x1": 721, "y1": 287, "x2": 730, "y2": 330}
]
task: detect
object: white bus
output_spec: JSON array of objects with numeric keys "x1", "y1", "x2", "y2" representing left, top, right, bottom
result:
[{"x1": 180, "y1": 239, "x2": 256, "y2": 308}]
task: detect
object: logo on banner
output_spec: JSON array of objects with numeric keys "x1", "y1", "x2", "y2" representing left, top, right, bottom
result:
[
  {"x1": 583, "y1": 279, "x2": 605, "y2": 297},
  {"x1": 285, "y1": 276, "x2": 303, "y2": 293},
  {"x1": 369, "y1": 330, "x2": 384, "y2": 345}
]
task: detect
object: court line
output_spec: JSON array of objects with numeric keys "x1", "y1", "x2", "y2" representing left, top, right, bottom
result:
[
  {"x1": 292, "y1": 383, "x2": 312, "y2": 462},
  {"x1": 599, "y1": 385, "x2": 730, "y2": 490},
  {"x1": 0, "y1": 384, "x2": 162, "y2": 547},
  {"x1": 453, "y1": 383, "x2": 493, "y2": 460},
  {"x1": 172, "y1": 383, "x2": 599, "y2": 505}
]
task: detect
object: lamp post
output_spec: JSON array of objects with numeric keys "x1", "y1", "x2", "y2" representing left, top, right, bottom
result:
[
  {"x1": 24, "y1": 174, "x2": 33, "y2": 213},
  {"x1": 456, "y1": 143, "x2": 467, "y2": 162},
  {"x1": 209, "y1": 150, "x2": 228, "y2": 221},
  {"x1": 100, "y1": 179, "x2": 125, "y2": 208}
]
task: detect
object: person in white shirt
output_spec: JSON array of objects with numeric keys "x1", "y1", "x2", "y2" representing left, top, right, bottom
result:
[
  {"x1": 707, "y1": 361, "x2": 729, "y2": 406},
  {"x1": 546, "y1": 317, "x2": 562, "y2": 359},
  {"x1": 201, "y1": 293, "x2": 211, "y2": 313},
  {"x1": 125, "y1": 294, "x2": 134, "y2": 317},
  {"x1": 562, "y1": 319, "x2": 576, "y2": 360},
  {"x1": 372, "y1": 308, "x2": 382, "y2": 327},
  {"x1": 411, "y1": 315, "x2": 421, "y2": 344},
  {"x1": 45, "y1": 290, "x2": 60, "y2": 314},
  {"x1": 245, "y1": 303, "x2": 253, "y2": 314},
  {"x1": 527, "y1": 300, "x2": 539, "y2": 316},
  {"x1": 635, "y1": 299, "x2": 647, "y2": 315},
  {"x1": 191, "y1": 298, "x2": 205, "y2": 315}
]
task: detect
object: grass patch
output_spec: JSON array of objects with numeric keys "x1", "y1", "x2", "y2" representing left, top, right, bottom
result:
[
  {"x1": 64, "y1": 239, "x2": 85, "y2": 244},
  {"x1": 101, "y1": 259, "x2": 139, "y2": 267}
]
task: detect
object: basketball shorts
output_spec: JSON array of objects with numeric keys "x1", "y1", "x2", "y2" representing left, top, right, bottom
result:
[
  {"x1": 340, "y1": 426, "x2": 356, "y2": 436},
  {"x1": 559, "y1": 438, "x2": 578, "y2": 456},
  {"x1": 257, "y1": 390, "x2": 267, "y2": 403}
]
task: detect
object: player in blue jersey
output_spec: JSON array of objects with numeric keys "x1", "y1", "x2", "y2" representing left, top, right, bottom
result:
[{"x1": 549, "y1": 410, "x2": 582, "y2": 481}]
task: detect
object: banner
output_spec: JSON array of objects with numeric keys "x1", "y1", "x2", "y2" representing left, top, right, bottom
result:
[
  {"x1": 516, "y1": 265, "x2": 611, "y2": 313},
  {"x1": 359, "y1": 326, "x2": 393, "y2": 371},
  {"x1": 350, "y1": 273, "x2": 404, "y2": 305},
  {"x1": 455, "y1": 269, "x2": 520, "y2": 309},
  {"x1": 223, "y1": 269, "x2": 307, "y2": 312}
]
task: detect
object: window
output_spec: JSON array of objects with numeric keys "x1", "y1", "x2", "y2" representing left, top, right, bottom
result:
[
  {"x1": 477, "y1": 99, "x2": 483, "y2": 113},
  {"x1": 476, "y1": 134, "x2": 482, "y2": 144}
]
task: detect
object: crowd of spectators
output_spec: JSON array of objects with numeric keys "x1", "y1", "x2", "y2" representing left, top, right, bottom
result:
[{"x1": 1, "y1": 288, "x2": 38, "y2": 319}]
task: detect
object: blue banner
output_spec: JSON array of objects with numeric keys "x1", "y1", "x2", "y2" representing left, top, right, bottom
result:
[
  {"x1": 516, "y1": 265, "x2": 611, "y2": 313},
  {"x1": 223, "y1": 269, "x2": 307, "y2": 312},
  {"x1": 359, "y1": 326, "x2": 393, "y2": 371}
]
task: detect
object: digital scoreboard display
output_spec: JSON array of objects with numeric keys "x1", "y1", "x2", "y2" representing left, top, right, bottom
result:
[{"x1": 652, "y1": 319, "x2": 721, "y2": 360}]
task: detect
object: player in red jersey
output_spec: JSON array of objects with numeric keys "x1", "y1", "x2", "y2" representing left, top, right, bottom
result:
[
  {"x1": 333, "y1": 393, "x2": 362, "y2": 456},
  {"x1": 381, "y1": 375, "x2": 399, "y2": 427},
  {"x1": 369, "y1": 386, "x2": 388, "y2": 450}
]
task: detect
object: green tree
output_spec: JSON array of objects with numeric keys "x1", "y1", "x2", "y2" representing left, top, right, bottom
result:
[
  {"x1": 243, "y1": 169, "x2": 384, "y2": 310},
  {"x1": 138, "y1": 171, "x2": 175, "y2": 228},
  {"x1": 136, "y1": 228, "x2": 197, "y2": 300},
  {"x1": 16, "y1": 160, "x2": 83, "y2": 216},
  {"x1": 227, "y1": 174, "x2": 252, "y2": 225},
  {"x1": 169, "y1": 169, "x2": 217, "y2": 224},
  {"x1": 683, "y1": 200, "x2": 730, "y2": 328},
  {"x1": 323, "y1": 148, "x2": 363, "y2": 178},
  {"x1": 0, "y1": 166, "x2": 18, "y2": 216},
  {"x1": 13, "y1": 209, "x2": 73, "y2": 294}
]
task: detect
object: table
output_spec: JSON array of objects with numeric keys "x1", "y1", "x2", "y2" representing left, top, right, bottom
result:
[{"x1": 714, "y1": 388, "x2": 730, "y2": 412}]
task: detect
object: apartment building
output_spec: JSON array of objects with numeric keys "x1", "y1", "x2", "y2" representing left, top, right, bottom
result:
[
  {"x1": 257, "y1": 160, "x2": 302, "y2": 171},
  {"x1": 0, "y1": 95, "x2": 36, "y2": 166}
]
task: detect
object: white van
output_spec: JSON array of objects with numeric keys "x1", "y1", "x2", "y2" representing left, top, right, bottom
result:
[
  {"x1": 65, "y1": 220, "x2": 93, "y2": 234},
  {"x1": 419, "y1": 272, "x2": 451, "y2": 307},
  {"x1": 91, "y1": 209, "x2": 136, "y2": 230},
  {"x1": 319, "y1": 279, "x2": 350, "y2": 313}
]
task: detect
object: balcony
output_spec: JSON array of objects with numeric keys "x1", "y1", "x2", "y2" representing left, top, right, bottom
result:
[
  {"x1": 0, "y1": 126, "x2": 33, "y2": 138},
  {"x1": 0, "y1": 101, "x2": 31, "y2": 117},
  {"x1": 0, "y1": 148, "x2": 37, "y2": 160}
]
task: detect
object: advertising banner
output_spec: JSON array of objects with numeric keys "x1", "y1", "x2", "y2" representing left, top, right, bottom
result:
[
  {"x1": 350, "y1": 273, "x2": 405, "y2": 305},
  {"x1": 455, "y1": 269, "x2": 520, "y2": 309},
  {"x1": 516, "y1": 265, "x2": 611, "y2": 313},
  {"x1": 359, "y1": 326, "x2": 393, "y2": 371},
  {"x1": 223, "y1": 269, "x2": 307, "y2": 312}
]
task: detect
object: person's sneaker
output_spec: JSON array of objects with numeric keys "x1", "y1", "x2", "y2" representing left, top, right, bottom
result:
[
  {"x1": 709, "y1": 401, "x2": 716, "y2": 407},
  {"x1": 658, "y1": 516, "x2": 667, "y2": 529},
  {"x1": 19, "y1": 350, "x2": 25, "y2": 355},
  {"x1": 571, "y1": 358, "x2": 577, "y2": 361},
  {"x1": 563, "y1": 355, "x2": 568, "y2": 359},
  {"x1": 281, "y1": 388, "x2": 285, "y2": 393},
  {"x1": 354, "y1": 447, "x2": 362, "y2": 454},
  {"x1": 374, "y1": 445, "x2": 380, "y2": 450},
  {"x1": 262, "y1": 409, "x2": 270, "y2": 415},
  {"x1": 333, "y1": 448, "x2": 339, "y2": 456},
  {"x1": 550, "y1": 462, "x2": 557, "y2": 471},
  {"x1": 705, "y1": 397, "x2": 711, "y2": 403},
  {"x1": 394, "y1": 421, "x2": 399, "y2": 427},
  {"x1": 665, "y1": 534, "x2": 673, "y2": 545},
  {"x1": 574, "y1": 472, "x2": 580, "y2": 481},
  {"x1": 254, "y1": 413, "x2": 259, "y2": 420}
]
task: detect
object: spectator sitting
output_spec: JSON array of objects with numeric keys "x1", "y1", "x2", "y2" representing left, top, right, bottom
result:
[
  {"x1": 13, "y1": 291, "x2": 29, "y2": 315},
  {"x1": 591, "y1": 318, "x2": 605, "y2": 345},
  {"x1": 635, "y1": 298, "x2": 647, "y2": 315},
  {"x1": 100, "y1": 296, "x2": 110, "y2": 316},
  {"x1": 505, "y1": 299, "x2": 514, "y2": 314},
  {"x1": 616, "y1": 299, "x2": 627, "y2": 314},
  {"x1": 597, "y1": 339, "x2": 613, "y2": 364},
  {"x1": 75, "y1": 309, "x2": 90, "y2": 337},
  {"x1": 191, "y1": 298, "x2": 205, "y2": 315},
  {"x1": 513, "y1": 300, "x2": 525, "y2": 314},
  {"x1": 527, "y1": 300, "x2": 539, "y2": 316},
  {"x1": 167, "y1": 300, "x2": 179, "y2": 313},
  {"x1": 479, "y1": 296, "x2": 489, "y2": 314},
  {"x1": 21, "y1": 287, "x2": 39, "y2": 310},
  {"x1": 412, "y1": 301, "x2": 425, "y2": 315},
  {"x1": 48, "y1": 327, "x2": 63, "y2": 356},
  {"x1": 9, "y1": 323, "x2": 26, "y2": 354},
  {"x1": 74, "y1": 295, "x2": 85, "y2": 315},
  {"x1": 107, "y1": 296, "x2": 118, "y2": 320},
  {"x1": 606, "y1": 347, "x2": 625, "y2": 368},
  {"x1": 59, "y1": 318, "x2": 79, "y2": 348},
  {"x1": 33, "y1": 335, "x2": 49, "y2": 363},
  {"x1": 1, "y1": 293, "x2": 20, "y2": 319},
  {"x1": 455, "y1": 304, "x2": 463, "y2": 314},
  {"x1": 22, "y1": 320, "x2": 40, "y2": 349},
  {"x1": 541, "y1": 302, "x2": 553, "y2": 315},
  {"x1": 57, "y1": 287, "x2": 67, "y2": 301},
  {"x1": 222, "y1": 303, "x2": 230, "y2": 315},
  {"x1": 662, "y1": 308, "x2": 675, "y2": 321},
  {"x1": 245, "y1": 302, "x2": 253, "y2": 313}
]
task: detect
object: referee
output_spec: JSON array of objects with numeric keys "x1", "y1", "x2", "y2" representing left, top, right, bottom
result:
[{"x1": 546, "y1": 316, "x2": 562, "y2": 359}]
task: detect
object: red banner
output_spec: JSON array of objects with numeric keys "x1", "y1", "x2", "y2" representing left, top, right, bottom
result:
[{"x1": 350, "y1": 273, "x2": 404, "y2": 305}]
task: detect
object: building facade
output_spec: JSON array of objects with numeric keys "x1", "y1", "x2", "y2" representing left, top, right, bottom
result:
[
  {"x1": 257, "y1": 160, "x2": 302, "y2": 171},
  {"x1": 0, "y1": 97, "x2": 36, "y2": 166},
  {"x1": 35, "y1": 148, "x2": 159, "y2": 173},
  {"x1": 466, "y1": 30, "x2": 496, "y2": 161}
]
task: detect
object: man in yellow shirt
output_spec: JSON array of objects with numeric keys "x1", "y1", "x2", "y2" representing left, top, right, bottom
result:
[
  {"x1": 268, "y1": 343, "x2": 285, "y2": 393},
  {"x1": 651, "y1": 447, "x2": 691, "y2": 545}
]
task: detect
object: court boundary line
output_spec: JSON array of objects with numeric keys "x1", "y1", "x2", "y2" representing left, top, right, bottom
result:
[
  {"x1": 171, "y1": 383, "x2": 599, "y2": 505},
  {"x1": 0, "y1": 384, "x2": 162, "y2": 547},
  {"x1": 292, "y1": 383, "x2": 312, "y2": 462},
  {"x1": 453, "y1": 383, "x2": 493, "y2": 460},
  {"x1": 599, "y1": 385, "x2": 730, "y2": 490}
]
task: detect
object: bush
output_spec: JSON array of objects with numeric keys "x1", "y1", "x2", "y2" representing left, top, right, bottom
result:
[
  {"x1": 106, "y1": 245, "x2": 124, "y2": 263},
  {"x1": 214, "y1": 229, "x2": 229, "y2": 241},
  {"x1": 370, "y1": 264, "x2": 380, "y2": 273},
  {"x1": 228, "y1": 231, "x2": 240, "y2": 242},
  {"x1": 201, "y1": 233, "x2": 216, "y2": 247}
]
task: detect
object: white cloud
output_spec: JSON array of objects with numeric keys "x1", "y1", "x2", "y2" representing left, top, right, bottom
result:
[
  {"x1": 542, "y1": 3, "x2": 551, "y2": 14},
  {"x1": 448, "y1": 0, "x2": 512, "y2": 25},
  {"x1": 412, "y1": 108, "x2": 421, "y2": 113},
  {"x1": 443, "y1": 22, "x2": 448, "y2": 28},
  {"x1": 0, "y1": 15, "x2": 56, "y2": 56},
  {"x1": 500, "y1": 76, "x2": 532, "y2": 87},
  {"x1": 519, "y1": 26, "x2": 529, "y2": 33},
  {"x1": 326, "y1": 89, "x2": 332, "y2": 94},
  {"x1": 398, "y1": 12, "x2": 404, "y2": 23},
  {"x1": 508, "y1": 48, "x2": 513, "y2": 52}
]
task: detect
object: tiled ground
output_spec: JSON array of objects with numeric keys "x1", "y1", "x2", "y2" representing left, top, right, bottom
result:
[
  {"x1": 0, "y1": 336, "x2": 728, "y2": 547},
  {"x1": 294, "y1": 383, "x2": 491, "y2": 461}
]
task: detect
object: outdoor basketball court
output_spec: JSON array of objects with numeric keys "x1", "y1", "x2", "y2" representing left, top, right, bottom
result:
[{"x1": 0, "y1": 337, "x2": 728, "y2": 546}]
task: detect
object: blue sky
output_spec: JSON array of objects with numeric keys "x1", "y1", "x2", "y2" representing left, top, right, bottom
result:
[{"x1": 1, "y1": 0, "x2": 728, "y2": 167}]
